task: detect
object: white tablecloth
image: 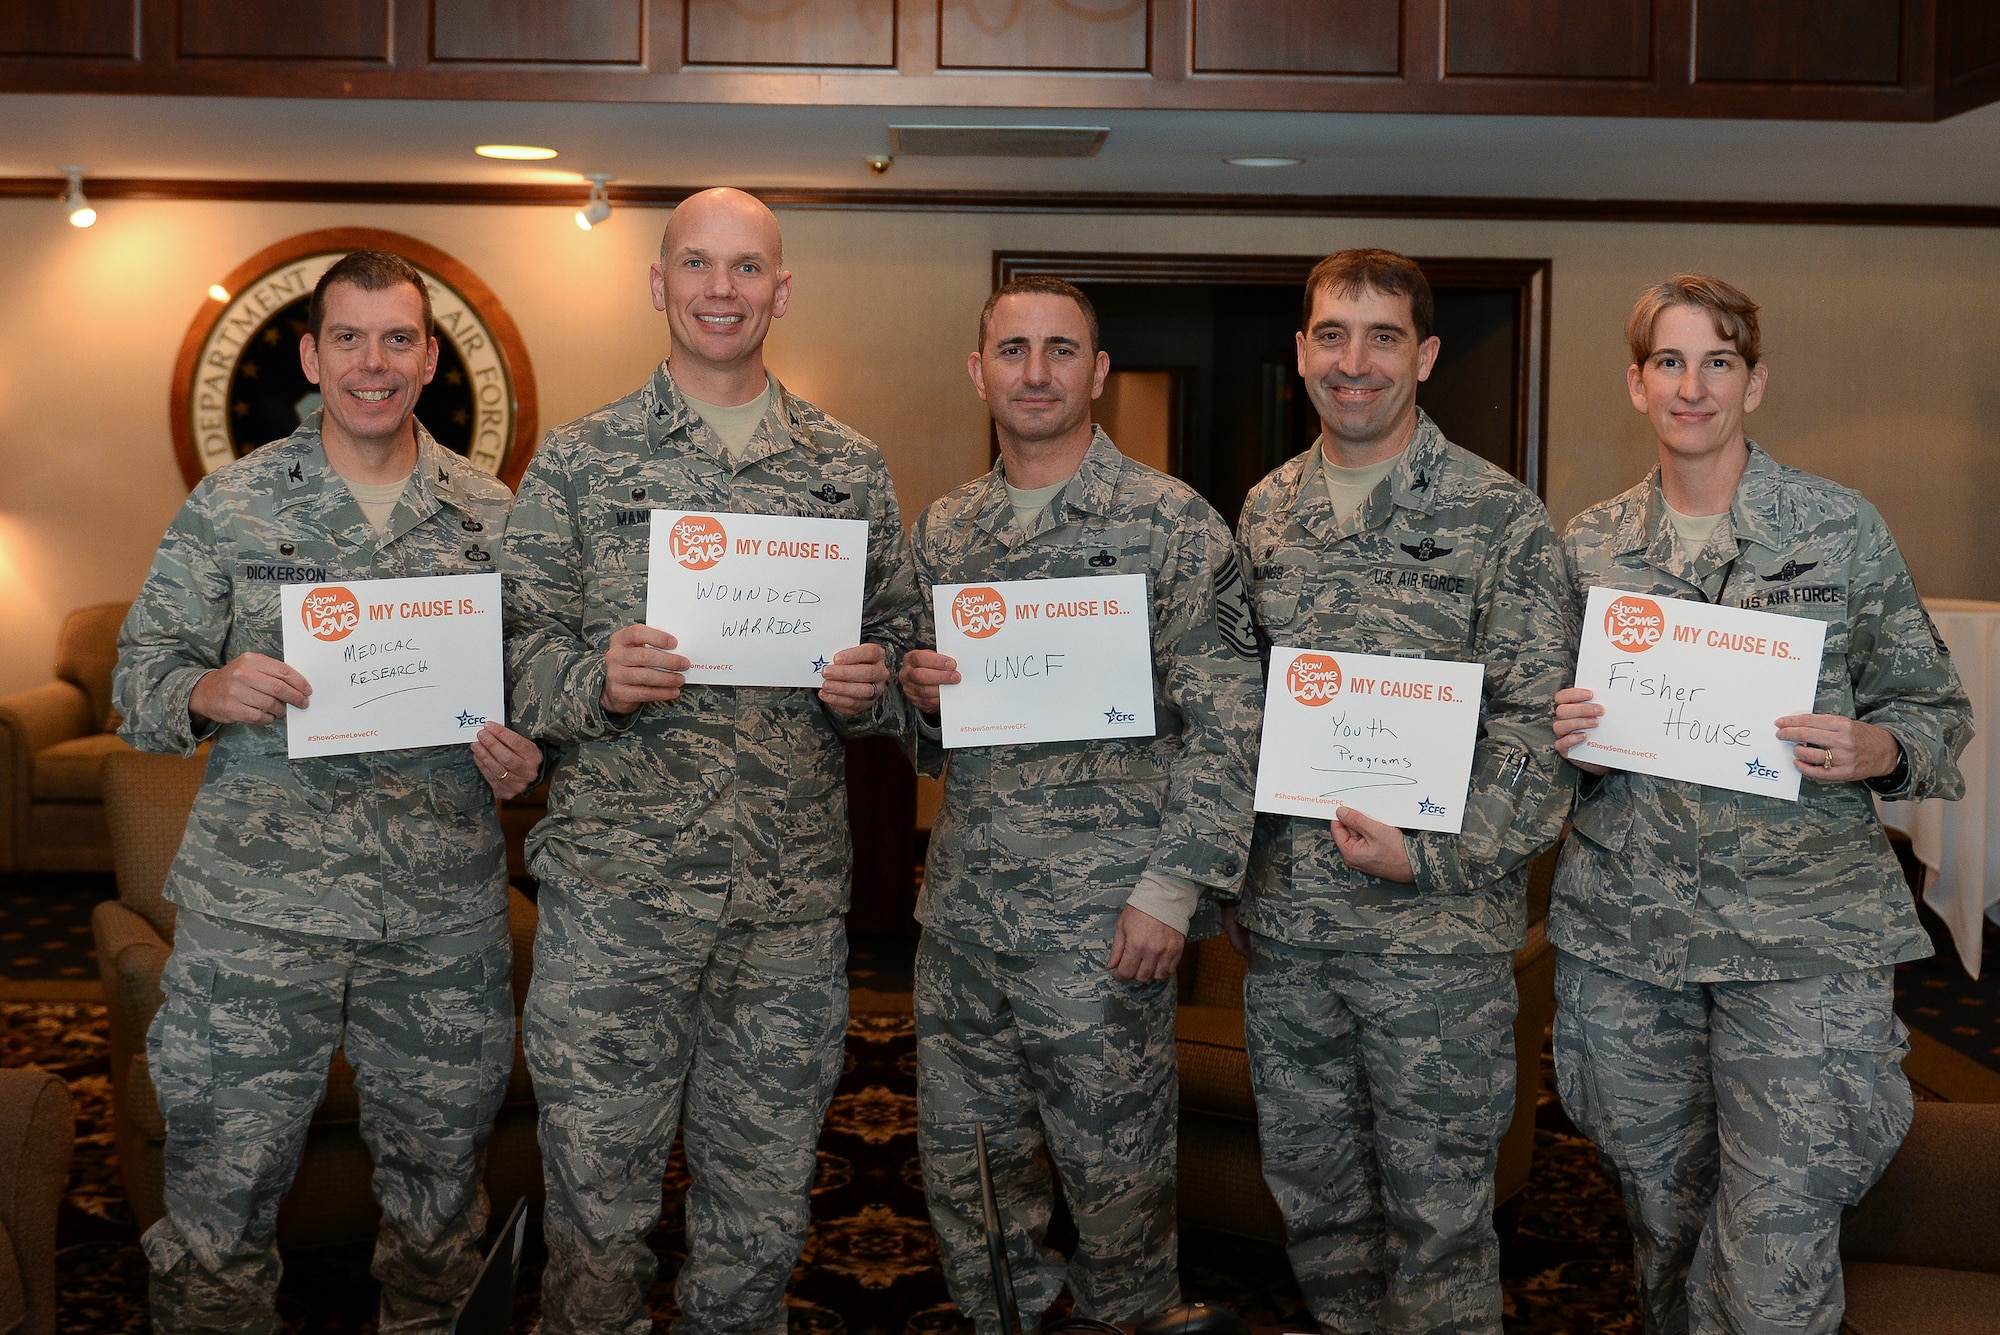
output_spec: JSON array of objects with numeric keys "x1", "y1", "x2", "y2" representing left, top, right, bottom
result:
[{"x1": 1879, "y1": 598, "x2": 2000, "y2": 979}]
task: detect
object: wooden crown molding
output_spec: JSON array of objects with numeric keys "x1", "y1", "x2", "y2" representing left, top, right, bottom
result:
[{"x1": 4, "y1": 176, "x2": 1999, "y2": 227}]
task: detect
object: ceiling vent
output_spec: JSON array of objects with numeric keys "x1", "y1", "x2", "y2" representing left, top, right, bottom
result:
[{"x1": 886, "y1": 124, "x2": 1109, "y2": 158}]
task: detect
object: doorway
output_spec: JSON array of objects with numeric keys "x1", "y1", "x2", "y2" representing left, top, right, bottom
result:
[{"x1": 994, "y1": 253, "x2": 1552, "y2": 525}]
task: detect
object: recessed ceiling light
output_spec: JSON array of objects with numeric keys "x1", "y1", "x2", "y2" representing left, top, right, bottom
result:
[
  {"x1": 1226, "y1": 155, "x2": 1304, "y2": 168},
  {"x1": 476, "y1": 144, "x2": 558, "y2": 161}
]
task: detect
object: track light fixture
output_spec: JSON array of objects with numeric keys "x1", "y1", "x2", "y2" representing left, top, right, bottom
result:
[
  {"x1": 59, "y1": 166, "x2": 95, "y2": 228},
  {"x1": 575, "y1": 174, "x2": 614, "y2": 231}
]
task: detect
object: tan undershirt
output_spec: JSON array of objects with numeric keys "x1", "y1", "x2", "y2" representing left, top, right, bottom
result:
[
  {"x1": 344, "y1": 476, "x2": 409, "y2": 536},
  {"x1": 685, "y1": 384, "x2": 773, "y2": 464},
  {"x1": 1664, "y1": 499, "x2": 1728, "y2": 552},
  {"x1": 1004, "y1": 476, "x2": 1070, "y2": 527},
  {"x1": 1317, "y1": 443, "x2": 1403, "y2": 523}
]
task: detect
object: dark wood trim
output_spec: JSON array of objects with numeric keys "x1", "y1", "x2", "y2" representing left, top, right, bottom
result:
[
  {"x1": 993, "y1": 251, "x2": 1553, "y2": 497},
  {"x1": 8, "y1": 175, "x2": 2000, "y2": 227},
  {"x1": 167, "y1": 226, "x2": 540, "y2": 491}
]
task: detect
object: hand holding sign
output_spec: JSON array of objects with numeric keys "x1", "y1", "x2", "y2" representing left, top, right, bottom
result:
[
  {"x1": 190, "y1": 652, "x2": 312, "y2": 726},
  {"x1": 602, "y1": 624, "x2": 689, "y2": 714}
]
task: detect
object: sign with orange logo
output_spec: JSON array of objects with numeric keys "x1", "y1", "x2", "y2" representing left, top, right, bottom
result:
[
  {"x1": 1572, "y1": 585, "x2": 1825, "y2": 799},
  {"x1": 1254, "y1": 647, "x2": 1485, "y2": 832},
  {"x1": 646, "y1": 509, "x2": 868, "y2": 687},
  {"x1": 279, "y1": 572, "x2": 504, "y2": 758},
  {"x1": 931, "y1": 574, "x2": 1154, "y2": 748}
]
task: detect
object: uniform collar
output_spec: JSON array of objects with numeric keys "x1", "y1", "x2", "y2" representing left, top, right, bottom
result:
[
  {"x1": 643, "y1": 359, "x2": 803, "y2": 471},
  {"x1": 1285, "y1": 409, "x2": 1450, "y2": 544},
  {"x1": 1618, "y1": 441, "x2": 1792, "y2": 582},
  {"x1": 273, "y1": 413, "x2": 461, "y2": 546},
  {"x1": 974, "y1": 426, "x2": 1124, "y2": 547}
]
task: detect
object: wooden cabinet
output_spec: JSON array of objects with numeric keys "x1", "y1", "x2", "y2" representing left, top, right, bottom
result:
[{"x1": 0, "y1": 0, "x2": 1989, "y2": 122}]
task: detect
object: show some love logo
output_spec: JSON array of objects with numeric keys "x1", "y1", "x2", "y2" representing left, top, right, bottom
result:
[
  {"x1": 300, "y1": 585, "x2": 361, "y2": 642},
  {"x1": 1604, "y1": 595, "x2": 1667, "y2": 653},
  {"x1": 1285, "y1": 651, "x2": 1344, "y2": 706},
  {"x1": 950, "y1": 586, "x2": 1008, "y2": 639},
  {"x1": 669, "y1": 514, "x2": 728, "y2": 571}
]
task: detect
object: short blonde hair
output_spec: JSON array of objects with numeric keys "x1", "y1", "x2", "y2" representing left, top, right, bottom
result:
[{"x1": 1626, "y1": 274, "x2": 1762, "y2": 367}]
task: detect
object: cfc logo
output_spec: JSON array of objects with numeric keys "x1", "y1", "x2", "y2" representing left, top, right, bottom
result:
[
  {"x1": 669, "y1": 514, "x2": 728, "y2": 571},
  {"x1": 1604, "y1": 595, "x2": 1666, "y2": 653},
  {"x1": 951, "y1": 586, "x2": 1008, "y2": 639},
  {"x1": 300, "y1": 585, "x2": 361, "y2": 642},
  {"x1": 1286, "y1": 651, "x2": 1343, "y2": 706}
]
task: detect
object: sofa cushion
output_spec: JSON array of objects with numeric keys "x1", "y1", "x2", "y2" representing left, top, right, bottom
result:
[
  {"x1": 31, "y1": 732, "x2": 133, "y2": 802},
  {"x1": 54, "y1": 602, "x2": 130, "y2": 734},
  {"x1": 1841, "y1": 1262, "x2": 2000, "y2": 1335}
]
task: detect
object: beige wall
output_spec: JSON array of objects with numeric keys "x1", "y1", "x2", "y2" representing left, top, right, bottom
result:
[{"x1": 2, "y1": 198, "x2": 1995, "y2": 696}]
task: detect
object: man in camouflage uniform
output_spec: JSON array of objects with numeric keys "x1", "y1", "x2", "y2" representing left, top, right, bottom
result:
[
  {"x1": 503, "y1": 188, "x2": 918, "y2": 1334},
  {"x1": 1550, "y1": 276, "x2": 1972, "y2": 1335},
  {"x1": 114, "y1": 251, "x2": 541, "y2": 1334},
  {"x1": 897, "y1": 277, "x2": 1262, "y2": 1330},
  {"x1": 1226, "y1": 249, "x2": 1575, "y2": 1334}
]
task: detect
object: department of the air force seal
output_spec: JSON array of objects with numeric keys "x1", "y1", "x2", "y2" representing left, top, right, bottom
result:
[{"x1": 170, "y1": 227, "x2": 539, "y2": 490}]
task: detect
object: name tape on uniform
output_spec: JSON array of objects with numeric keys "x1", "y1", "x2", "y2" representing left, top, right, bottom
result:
[
  {"x1": 1572, "y1": 585, "x2": 1827, "y2": 800},
  {"x1": 933, "y1": 574, "x2": 1155, "y2": 748},
  {"x1": 1254, "y1": 646, "x2": 1485, "y2": 832},
  {"x1": 647, "y1": 510, "x2": 868, "y2": 688},
  {"x1": 280, "y1": 572, "x2": 504, "y2": 758}
]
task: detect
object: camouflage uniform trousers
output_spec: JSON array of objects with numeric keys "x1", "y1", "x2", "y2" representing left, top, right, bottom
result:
[
  {"x1": 1552, "y1": 953, "x2": 1912, "y2": 1335},
  {"x1": 524, "y1": 872, "x2": 849, "y2": 1335},
  {"x1": 1244, "y1": 938, "x2": 1516, "y2": 1335},
  {"x1": 914, "y1": 929, "x2": 1180, "y2": 1333},
  {"x1": 144, "y1": 907, "x2": 514, "y2": 1335}
]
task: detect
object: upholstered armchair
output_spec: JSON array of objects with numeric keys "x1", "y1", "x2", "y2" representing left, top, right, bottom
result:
[
  {"x1": 0, "y1": 602, "x2": 136, "y2": 872},
  {"x1": 0, "y1": 1066, "x2": 73, "y2": 1335},
  {"x1": 92, "y1": 748, "x2": 544, "y2": 1250}
]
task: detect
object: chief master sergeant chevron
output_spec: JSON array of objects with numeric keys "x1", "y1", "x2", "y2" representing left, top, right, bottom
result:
[
  {"x1": 113, "y1": 249, "x2": 541, "y2": 1335},
  {"x1": 502, "y1": 187, "x2": 920, "y2": 1334},
  {"x1": 1227, "y1": 248, "x2": 1576, "y2": 1335},
  {"x1": 896, "y1": 276, "x2": 1262, "y2": 1331}
]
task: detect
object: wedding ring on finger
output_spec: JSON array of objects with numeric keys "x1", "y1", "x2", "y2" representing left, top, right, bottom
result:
[{"x1": 1821, "y1": 747, "x2": 1833, "y2": 769}]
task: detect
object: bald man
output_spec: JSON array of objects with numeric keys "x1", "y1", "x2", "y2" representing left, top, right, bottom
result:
[{"x1": 504, "y1": 188, "x2": 920, "y2": 1333}]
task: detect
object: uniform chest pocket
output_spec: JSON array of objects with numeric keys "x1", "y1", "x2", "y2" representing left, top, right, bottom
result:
[
  {"x1": 1251, "y1": 580, "x2": 1303, "y2": 635},
  {"x1": 1355, "y1": 562, "x2": 1478, "y2": 652}
]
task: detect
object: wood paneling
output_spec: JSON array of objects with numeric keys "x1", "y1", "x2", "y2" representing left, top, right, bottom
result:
[
  {"x1": 433, "y1": 0, "x2": 644, "y2": 64},
  {"x1": 1191, "y1": 0, "x2": 1399, "y2": 75},
  {"x1": 938, "y1": 0, "x2": 1149, "y2": 71},
  {"x1": 179, "y1": 0, "x2": 391, "y2": 60},
  {"x1": 1695, "y1": 0, "x2": 1903, "y2": 85},
  {"x1": 686, "y1": 0, "x2": 895, "y2": 67},
  {"x1": 1948, "y1": 0, "x2": 2000, "y2": 79},
  {"x1": 0, "y1": 0, "x2": 135, "y2": 58},
  {"x1": 1444, "y1": 0, "x2": 1651, "y2": 80}
]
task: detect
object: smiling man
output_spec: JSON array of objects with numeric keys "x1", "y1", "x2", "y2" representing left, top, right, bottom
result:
[
  {"x1": 1549, "y1": 276, "x2": 1971, "y2": 1335},
  {"x1": 1229, "y1": 249, "x2": 1575, "y2": 1335},
  {"x1": 896, "y1": 276, "x2": 1261, "y2": 1330},
  {"x1": 502, "y1": 187, "x2": 919, "y2": 1333},
  {"x1": 114, "y1": 249, "x2": 539, "y2": 1334}
]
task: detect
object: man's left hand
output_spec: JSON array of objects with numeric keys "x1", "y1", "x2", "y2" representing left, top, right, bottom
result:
[
  {"x1": 1109, "y1": 904, "x2": 1185, "y2": 983},
  {"x1": 818, "y1": 643, "x2": 890, "y2": 717},
  {"x1": 1775, "y1": 713, "x2": 1901, "y2": 784},
  {"x1": 472, "y1": 723, "x2": 542, "y2": 801},
  {"x1": 1329, "y1": 805, "x2": 1417, "y2": 883}
]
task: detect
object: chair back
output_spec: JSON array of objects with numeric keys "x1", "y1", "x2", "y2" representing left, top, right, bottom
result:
[
  {"x1": 102, "y1": 748, "x2": 207, "y2": 939},
  {"x1": 54, "y1": 602, "x2": 132, "y2": 733}
]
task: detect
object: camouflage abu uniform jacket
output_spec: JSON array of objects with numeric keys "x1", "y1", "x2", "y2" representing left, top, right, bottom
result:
[
  {"x1": 1553, "y1": 444, "x2": 1972, "y2": 986},
  {"x1": 114, "y1": 419, "x2": 514, "y2": 941},
  {"x1": 909, "y1": 430, "x2": 1263, "y2": 956},
  {"x1": 504, "y1": 362, "x2": 919, "y2": 924},
  {"x1": 1237, "y1": 412, "x2": 1577, "y2": 956}
]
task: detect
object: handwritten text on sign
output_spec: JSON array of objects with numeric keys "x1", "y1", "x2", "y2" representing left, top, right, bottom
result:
[
  {"x1": 280, "y1": 572, "x2": 504, "y2": 759},
  {"x1": 933, "y1": 574, "x2": 1155, "y2": 748},
  {"x1": 1254, "y1": 647, "x2": 1486, "y2": 832},
  {"x1": 1572, "y1": 586, "x2": 1827, "y2": 800},
  {"x1": 647, "y1": 510, "x2": 869, "y2": 688}
]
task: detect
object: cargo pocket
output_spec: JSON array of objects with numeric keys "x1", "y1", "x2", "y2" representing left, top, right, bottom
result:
[
  {"x1": 1802, "y1": 978, "x2": 1910, "y2": 1205},
  {"x1": 474, "y1": 928, "x2": 518, "y2": 1129},
  {"x1": 1429, "y1": 964, "x2": 1516, "y2": 1178},
  {"x1": 147, "y1": 957, "x2": 219, "y2": 1143}
]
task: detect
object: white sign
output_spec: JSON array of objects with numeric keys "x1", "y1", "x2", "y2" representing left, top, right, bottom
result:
[
  {"x1": 1254, "y1": 647, "x2": 1486, "y2": 832},
  {"x1": 646, "y1": 510, "x2": 868, "y2": 688},
  {"x1": 933, "y1": 574, "x2": 1155, "y2": 748},
  {"x1": 280, "y1": 573, "x2": 504, "y2": 759},
  {"x1": 1571, "y1": 585, "x2": 1828, "y2": 800}
]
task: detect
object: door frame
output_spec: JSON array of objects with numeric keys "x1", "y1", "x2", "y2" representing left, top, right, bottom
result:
[{"x1": 992, "y1": 251, "x2": 1554, "y2": 498}]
